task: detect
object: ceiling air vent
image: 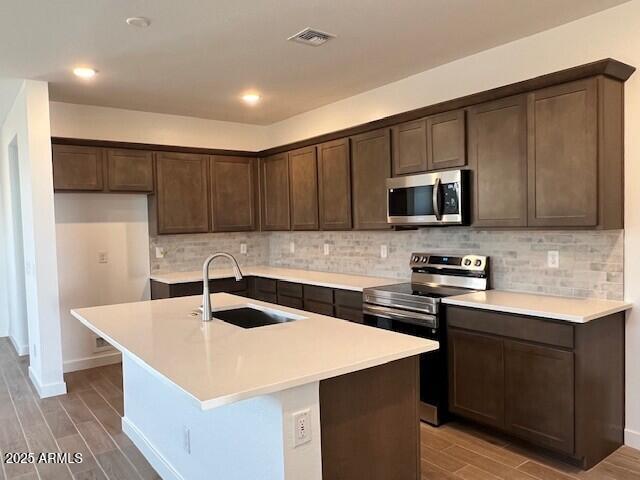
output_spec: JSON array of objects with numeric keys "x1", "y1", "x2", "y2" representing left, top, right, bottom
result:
[{"x1": 287, "y1": 27, "x2": 336, "y2": 47}]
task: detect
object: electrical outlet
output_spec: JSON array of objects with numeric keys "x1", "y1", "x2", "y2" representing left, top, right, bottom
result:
[
  {"x1": 240, "y1": 243, "x2": 247, "y2": 254},
  {"x1": 98, "y1": 251, "x2": 108, "y2": 264},
  {"x1": 293, "y1": 409, "x2": 311, "y2": 447},
  {"x1": 380, "y1": 245, "x2": 388, "y2": 259},
  {"x1": 183, "y1": 427, "x2": 191, "y2": 454},
  {"x1": 323, "y1": 243, "x2": 330, "y2": 256},
  {"x1": 289, "y1": 241, "x2": 295, "y2": 254},
  {"x1": 547, "y1": 250, "x2": 560, "y2": 268},
  {"x1": 155, "y1": 247, "x2": 165, "y2": 259}
]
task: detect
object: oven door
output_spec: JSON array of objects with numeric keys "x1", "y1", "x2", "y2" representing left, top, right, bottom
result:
[
  {"x1": 362, "y1": 304, "x2": 445, "y2": 426},
  {"x1": 386, "y1": 170, "x2": 467, "y2": 226}
]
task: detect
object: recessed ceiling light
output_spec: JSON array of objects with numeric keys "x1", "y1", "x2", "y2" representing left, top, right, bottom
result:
[
  {"x1": 73, "y1": 67, "x2": 97, "y2": 79},
  {"x1": 241, "y1": 93, "x2": 261, "y2": 105},
  {"x1": 126, "y1": 16, "x2": 151, "y2": 28}
]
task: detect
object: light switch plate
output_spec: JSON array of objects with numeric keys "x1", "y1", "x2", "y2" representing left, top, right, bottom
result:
[
  {"x1": 240, "y1": 243, "x2": 247, "y2": 254},
  {"x1": 323, "y1": 243, "x2": 330, "y2": 256},
  {"x1": 547, "y1": 250, "x2": 559, "y2": 268},
  {"x1": 98, "y1": 251, "x2": 108, "y2": 264},
  {"x1": 380, "y1": 245, "x2": 388, "y2": 259},
  {"x1": 289, "y1": 241, "x2": 295, "y2": 254},
  {"x1": 155, "y1": 247, "x2": 165, "y2": 259}
]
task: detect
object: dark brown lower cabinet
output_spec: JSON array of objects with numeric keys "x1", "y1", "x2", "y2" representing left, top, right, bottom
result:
[
  {"x1": 446, "y1": 305, "x2": 624, "y2": 469},
  {"x1": 320, "y1": 356, "x2": 420, "y2": 480},
  {"x1": 276, "y1": 280, "x2": 303, "y2": 308},
  {"x1": 334, "y1": 290, "x2": 363, "y2": 323},
  {"x1": 150, "y1": 278, "x2": 247, "y2": 299},
  {"x1": 504, "y1": 340, "x2": 574, "y2": 454},
  {"x1": 448, "y1": 329, "x2": 504, "y2": 428}
]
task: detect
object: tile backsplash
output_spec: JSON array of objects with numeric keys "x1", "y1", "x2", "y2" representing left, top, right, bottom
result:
[{"x1": 150, "y1": 229, "x2": 624, "y2": 300}]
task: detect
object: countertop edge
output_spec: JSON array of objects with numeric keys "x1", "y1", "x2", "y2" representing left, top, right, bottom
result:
[{"x1": 442, "y1": 297, "x2": 632, "y2": 323}]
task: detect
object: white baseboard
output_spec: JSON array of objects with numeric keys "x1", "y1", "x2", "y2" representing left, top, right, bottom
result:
[
  {"x1": 28, "y1": 366, "x2": 67, "y2": 398},
  {"x1": 122, "y1": 416, "x2": 184, "y2": 480},
  {"x1": 8, "y1": 335, "x2": 28, "y2": 356},
  {"x1": 63, "y1": 351, "x2": 122, "y2": 373},
  {"x1": 625, "y1": 428, "x2": 640, "y2": 449}
]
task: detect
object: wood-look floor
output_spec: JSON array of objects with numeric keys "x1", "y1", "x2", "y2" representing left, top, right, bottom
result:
[
  {"x1": 421, "y1": 419, "x2": 640, "y2": 480},
  {"x1": 2, "y1": 337, "x2": 639, "y2": 480}
]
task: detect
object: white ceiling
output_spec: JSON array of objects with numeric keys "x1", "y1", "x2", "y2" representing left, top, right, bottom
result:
[{"x1": 0, "y1": 0, "x2": 629, "y2": 125}]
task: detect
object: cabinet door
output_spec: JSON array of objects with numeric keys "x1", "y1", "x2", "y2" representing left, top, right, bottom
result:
[
  {"x1": 350, "y1": 129, "x2": 392, "y2": 230},
  {"x1": 289, "y1": 146, "x2": 319, "y2": 230},
  {"x1": 52, "y1": 145, "x2": 104, "y2": 191},
  {"x1": 106, "y1": 148, "x2": 154, "y2": 192},
  {"x1": 392, "y1": 119, "x2": 427, "y2": 176},
  {"x1": 527, "y1": 78, "x2": 598, "y2": 227},
  {"x1": 155, "y1": 152, "x2": 209, "y2": 234},
  {"x1": 210, "y1": 156, "x2": 256, "y2": 232},
  {"x1": 426, "y1": 110, "x2": 466, "y2": 171},
  {"x1": 468, "y1": 96, "x2": 527, "y2": 227},
  {"x1": 448, "y1": 328, "x2": 504, "y2": 428},
  {"x1": 504, "y1": 340, "x2": 574, "y2": 454},
  {"x1": 260, "y1": 153, "x2": 290, "y2": 231},
  {"x1": 318, "y1": 138, "x2": 352, "y2": 230}
]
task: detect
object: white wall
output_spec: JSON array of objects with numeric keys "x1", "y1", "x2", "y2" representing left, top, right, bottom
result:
[
  {"x1": 0, "y1": 80, "x2": 65, "y2": 397},
  {"x1": 55, "y1": 193, "x2": 151, "y2": 372},
  {"x1": 49, "y1": 102, "x2": 269, "y2": 152}
]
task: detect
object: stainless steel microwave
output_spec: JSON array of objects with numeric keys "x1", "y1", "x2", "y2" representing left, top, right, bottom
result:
[{"x1": 386, "y1": 169, "x2": 469, "y2": 226}]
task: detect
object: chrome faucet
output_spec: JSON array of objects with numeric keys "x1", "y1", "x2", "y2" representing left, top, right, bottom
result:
[{"x1": 201, "y1": 252, "x2": 243, "y2": 321}]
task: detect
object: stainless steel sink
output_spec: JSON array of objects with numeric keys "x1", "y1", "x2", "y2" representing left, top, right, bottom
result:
[{"x1": 213, "y1": 306, "x2": 301, "y2": 329}]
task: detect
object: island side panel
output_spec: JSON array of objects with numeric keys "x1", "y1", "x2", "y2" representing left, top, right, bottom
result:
[{"x1": 319, "y1": 356, "x2": 421, "y2": 480}]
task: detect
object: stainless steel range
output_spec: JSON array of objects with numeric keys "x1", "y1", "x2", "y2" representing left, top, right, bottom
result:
[{"x1": 363, "y1": 253, "x2": 490, "y2": 426}]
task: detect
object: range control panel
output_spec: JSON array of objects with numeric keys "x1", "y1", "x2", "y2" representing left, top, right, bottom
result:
[{"x1": 410, "y1": 253, "x2": 488, "y2": 272}]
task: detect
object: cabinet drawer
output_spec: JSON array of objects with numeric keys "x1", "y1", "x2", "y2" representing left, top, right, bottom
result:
[
  {"x1": 254, "y1": 290, "x2": 277, "y2": 303},
  {"x1": 335, "y1": 306, "x2": 363, "y2": 323},
  {"x1": 446, "y1": 306, "x2": 573, "y2": 349},
  {"x1": 278, "y1": 280, "x2": 303, "y2": 298},
  {"x1": 254, "y1": 277, "x2": 277, "y2": 294},
  {"x1": 304, "y1": 285, "x2": 334, "y2": 304},
  {"x1": 278, "y1": 295, "x2": 304, "y2": 309},
  {"x1": 304, "y1": 299, "x2": 334, "y2": 316},
  {"x1": 211, "y1": 278, "x2": 247, "y2": 293},
  {"x1": 334, "y1": 290, "x2": 363, "y2": 309}
]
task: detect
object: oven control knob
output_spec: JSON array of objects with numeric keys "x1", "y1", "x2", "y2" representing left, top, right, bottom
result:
[
  {"x1": 412, "y1": 255, "x2": 420, "y2": 263},
  {"x1": 464, "y1": 259, "x2": 472, "y2": 266},
  {"x1": 474, "y1": 259, "x2": 482, "y2": 267},
  {"x1": 421, "y1": 256, "x2": 428, "y2": 263}
]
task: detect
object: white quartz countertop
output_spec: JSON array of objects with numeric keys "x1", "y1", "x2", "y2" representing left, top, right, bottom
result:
[
  {"x1": 442, "y1": 290, "x2": 632, "y2": 323},
  {"x1": 72, "y1": 294, "x2": 437, "y2": 410},
  {"x1": 150, "y1": 266, "x2": 400, "y2": 292}
]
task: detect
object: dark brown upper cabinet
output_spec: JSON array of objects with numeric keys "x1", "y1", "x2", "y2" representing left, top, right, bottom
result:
[
  {"x1": 155, "y1": 152, "x2": 209, "y2": 234},
  {"x1": 106, "y1": 148, "x2": 154, "y2": 193},
  {"x1": 468, "y1": 96, "x2": 528, "y2": 228},
  {"x1": 527, "y1": 78, "x2": 599, "y2": 228},
  {"x1": 426, "y1": 109, "x2": 466, "y2": 171},
  {"x1": 210, "y1": 156, "x2": 257, "y2": 232},
  {"x1": 318, "y1": 138, "x2": 352, "y2": 230},
  {"x1": 288, "y1": 146, "x2": 319, "y2": 230},
  {"x1": 260, "y1": 152, "x2": 291, "y2": 231},
  {"x1": 350, "y1": 129, "x2": 392, "y2": 230},
  {"x1": 52, "y1": 145, "x2": 104, "y2": 191},
  {"x1": 391, "y1": 119, "x2": 427, "y2": 176}
]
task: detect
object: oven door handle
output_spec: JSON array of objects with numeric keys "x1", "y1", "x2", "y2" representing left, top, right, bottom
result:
[
  {"x1": 363, "y1": 304, "x2": 438, "y2": 329},
  {"x1": 433, "y1": 177, "x2": 442, "y2": 220}
]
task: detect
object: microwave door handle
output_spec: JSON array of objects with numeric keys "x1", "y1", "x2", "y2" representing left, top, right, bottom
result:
[{"x1": 433, "y1": 177, "x2": 442, "y2": 220}]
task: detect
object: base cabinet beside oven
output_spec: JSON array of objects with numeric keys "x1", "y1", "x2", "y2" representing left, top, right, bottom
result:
[{"x1": 446, "y1": 305, "x2": 624, "y2": 469}]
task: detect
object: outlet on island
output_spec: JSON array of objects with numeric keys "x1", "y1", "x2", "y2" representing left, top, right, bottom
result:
[{"x1": 293, "y1": 409, "x2": 311, "y2": 447}]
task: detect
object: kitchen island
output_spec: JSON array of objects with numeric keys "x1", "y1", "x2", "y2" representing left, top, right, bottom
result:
[{"x1": 71, "y1": 293, "x2": 438, "y2": 480}]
